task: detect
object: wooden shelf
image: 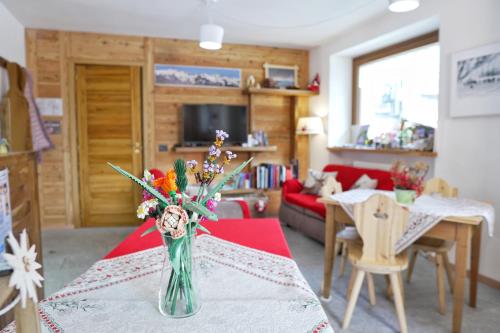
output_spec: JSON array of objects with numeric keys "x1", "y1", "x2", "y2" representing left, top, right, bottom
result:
[
  {"x1": 174, "y1": 145, "x2": 278, "y2": 153},
  {"x1": 328, "y1": 146, "x2": 437, "y2": 158},
  {"x1": 221, "y1": 188, "x2": 282, "y2": 195},
  {"x1": 246, "y1": 87, "x2": 319, "y2": 97}
]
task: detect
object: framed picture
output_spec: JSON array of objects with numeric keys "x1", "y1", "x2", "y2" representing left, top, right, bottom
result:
[
  {"x1": 155, "y1": 64, "x2": 241, "y2": 88},
  {"x1": 263, "y1": 63, "x2": 299, "y2": 88},
  {"x1": 450, "y1": 41, "x2": 500, "y2": 117}
]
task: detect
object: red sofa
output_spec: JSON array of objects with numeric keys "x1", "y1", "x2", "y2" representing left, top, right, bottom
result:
[{"x1": 279, "y1": 164, "x2": 394, "y2": 243}]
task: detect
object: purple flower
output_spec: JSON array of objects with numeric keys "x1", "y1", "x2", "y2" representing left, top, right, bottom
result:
[
  {"x1": 187, "y1": 160, "x2": 198, "y2": 169},
  {"x1": 225, "y1": 151, "x2": 237, "y2": 160},
  {"x1": 208, "y1": 145, "x2": 221, "y2": 157},
  {"x1": 215, "y1": 164, "x2": 224, "y2": 174},
  {"x1": 215, "y1": 130, "x2": 229, "y2": 140},
  {"x1": 203, "y1": 161, "x2": 215, "y2": 173}
]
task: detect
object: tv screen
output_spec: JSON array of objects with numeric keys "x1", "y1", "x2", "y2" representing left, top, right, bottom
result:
[{"x1": 182, "y1": 104, "x2": 248, "y2": 145}]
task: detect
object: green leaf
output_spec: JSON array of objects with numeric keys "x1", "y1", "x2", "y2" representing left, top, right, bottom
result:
[
  {"x1": 168, "y1": 236, "x2": 185, "y2": 274},
  {"x1": 196, "y1": 223, "x2": 211, "y2": 234},
  {"x1": 202, "y1": 157, "x2": 253, "y2": 205},
  {"x1": 184, "y1": 201, "x2": 218, "y2": 221},
  {"x1": 174, "y1": 159, "x2": 188, "y2": 193},
  {"x1": 140, "y1": 225, "x2": 157, "y2": 237},
  {"x1": 107, "y1": 163, "x2": 168, "y2": 206}
]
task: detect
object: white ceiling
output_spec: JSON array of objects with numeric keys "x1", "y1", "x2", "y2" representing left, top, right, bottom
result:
[{"x1": 2, "y1": 0, "x2": 389, "y2": 49}]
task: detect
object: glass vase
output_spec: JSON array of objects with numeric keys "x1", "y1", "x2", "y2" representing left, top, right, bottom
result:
[{"x1": 158, "y1": 232, "x2": 201, "y2": 318}]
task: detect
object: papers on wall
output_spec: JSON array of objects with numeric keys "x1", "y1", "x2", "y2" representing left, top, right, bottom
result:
[
  {"x1": 0, "y1": 168, "x2": 12, "y2": 273},
  {"x1": 36, "y1": 98, "x2": 63, "y2": 116}
]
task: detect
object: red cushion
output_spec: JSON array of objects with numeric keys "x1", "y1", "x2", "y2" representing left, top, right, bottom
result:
[
  {"x1": 282, "y1": 178, "x2": 303, "y2": 195},
  {"x1": 322, "y1": 164, "x2": 393, "y2": 191},
  {"x1": 284, "y1": 193, "x2": 326, "y2": 217}
]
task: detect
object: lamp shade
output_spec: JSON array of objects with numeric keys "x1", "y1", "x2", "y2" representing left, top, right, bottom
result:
[
  {"x1": 296, "y1": 117, "x2": 324, "y2": 135},
  {"x1": 199, "y1": 24, "x2": 224, "y2": 50},
  {"x1": 388, "y1": 0, "x2": 420, "y2": 12}
]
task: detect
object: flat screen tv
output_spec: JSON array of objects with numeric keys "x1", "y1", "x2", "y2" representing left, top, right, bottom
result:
[{"x1": 182, "y1": 104, "x2": 248, "y2": 145}]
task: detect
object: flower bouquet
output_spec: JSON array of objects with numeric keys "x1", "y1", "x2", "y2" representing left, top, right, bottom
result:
[
  {"x1": 108, "y1": 130, "x2": 251, "y2": 318},
  {"x1": 390, "y1": 160, "x2": 429, "y2": 204}
]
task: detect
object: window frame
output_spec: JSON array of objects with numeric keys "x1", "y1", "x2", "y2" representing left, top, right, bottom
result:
[{"x1": 351, "y1": 31, "x2": 439, "y2": 125}]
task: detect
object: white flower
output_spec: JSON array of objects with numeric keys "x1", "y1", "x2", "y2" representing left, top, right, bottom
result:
[
  {"x1": 2, "y1": 230, "x2": 44, "y2": 308},
  {"x1": 214, "y1": 192, "x2": 222, "y2": 202},
  {"x1": 137, "y1": 199, "x2": 158, "y2": 219}
]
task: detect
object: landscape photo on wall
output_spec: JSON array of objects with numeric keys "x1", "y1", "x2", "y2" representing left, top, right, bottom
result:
[{"x1": 154, "y1": 64, "x2": 241, "y2": 88}]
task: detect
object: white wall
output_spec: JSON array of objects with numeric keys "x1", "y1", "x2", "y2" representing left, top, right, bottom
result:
[
  {"x1": 0, "y1": 2, "x2": 25, "y2": 65},
  {"x1": 310, "y1": 0, "x2": 500, "y2": 281}
]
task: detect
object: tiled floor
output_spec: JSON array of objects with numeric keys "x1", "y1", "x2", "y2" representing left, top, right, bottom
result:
[{"x1": 42, "y1": 225, "x2": 500, "y2": 332}]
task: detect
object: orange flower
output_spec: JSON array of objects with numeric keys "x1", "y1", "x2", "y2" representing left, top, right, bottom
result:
[
  {"x1": 165, "y1": 170, "x2": 177, "y2": 192},
  {"x1": 154, "y1": 169, "x2": 177, "y2": 193}
]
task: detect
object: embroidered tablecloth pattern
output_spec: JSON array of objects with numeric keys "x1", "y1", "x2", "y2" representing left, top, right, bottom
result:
[
  {"x1": 1, "y1": 235, "x2": 333, "y2": 333},
  {"x1": 330, "y1": 189, "x2": 495, "y2": 253}
]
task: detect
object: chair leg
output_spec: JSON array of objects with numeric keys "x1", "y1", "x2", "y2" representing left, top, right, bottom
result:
[
  {"x1": 339, "y1": 242, "x2": 347, "y2": 277},
  {"x1": 398, "y1": 272, "x2": 405, "y2": 307},
  {"x1": 385, "y1": 275, "x2": 393, "y2": 299},
  {"x1": 407, "y1": 248, "x2": 418, "y2": 283},
  {"x1": 390, "y1": 272, "x2": 408, "y2": 333},
  {"x1": 443, "y1": 252, "x2": 454, "y2": 294},
  {"x1": 343, "y1": 269, "x2": 366, "y2": 329},
  {"x1": 367, "y1": 273, "x2": 376, "y2": 306},
  {"x1": 347, "y1": 267, "x2": 358, "y2": 299},
  {"x1": 436, "y1": 254, "x2": 446, "y2": 315}
]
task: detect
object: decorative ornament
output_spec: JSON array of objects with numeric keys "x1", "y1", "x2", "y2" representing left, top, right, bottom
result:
[
  {"x1": 246, "y1": 75, "x2": 257, "y2": 89},
  {"x1": 254, "y1": 199, "x2": 268, "y2": 213},
  {"x1": 2, "y1": 229, "x2": 44, "y2": 309},
  {"x1": 308, "y1": 73, "x2": 320, "y2": 93},
  {"x1": 156, "y1": 205, "x2": 189, "y2": 239}
]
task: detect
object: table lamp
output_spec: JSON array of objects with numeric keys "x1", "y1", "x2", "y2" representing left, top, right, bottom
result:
[{"x1": 296, "y1": 117, "x2": 324, "y2": 135}]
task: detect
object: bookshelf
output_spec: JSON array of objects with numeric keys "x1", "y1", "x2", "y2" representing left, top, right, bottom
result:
[{"x1": 174, "y1": 145, "x2": 277, "y2": 153}]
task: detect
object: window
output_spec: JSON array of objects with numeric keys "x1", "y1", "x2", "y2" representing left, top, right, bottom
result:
[{"x1": 352, "y1": 32, "x2": 439, "y2": 140}]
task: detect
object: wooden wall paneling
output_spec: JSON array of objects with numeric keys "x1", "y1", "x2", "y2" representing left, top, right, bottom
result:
[
  {"x1": 143, "y1": 37, "x2": 155, "y2": 169},
  {"x1": 25, "y1": 29, "x2": 69, "y2": 228},
  {"x1": 60, "y1": 31, "x2": 75, "y2": 228},
  {"x1": 27, "y1": 29, "x2": 309, "y2": 225},
  {"x1": 69, "y1": 32, "x2": 145, "y2": 62},
  {"x1": 293, "y1": 96, "x2": 310, "y2": 181}
]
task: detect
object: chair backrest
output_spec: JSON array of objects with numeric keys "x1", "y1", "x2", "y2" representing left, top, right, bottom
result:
[
  {"x1": 320, "y1": 177, "x2": 343, "y2": 198},
  {"x1": 423, "y1": 178, "x2": 458, "y2": 198},
  {"x1": 353, "y1": 194, "x2": 409, "y2": 265}
]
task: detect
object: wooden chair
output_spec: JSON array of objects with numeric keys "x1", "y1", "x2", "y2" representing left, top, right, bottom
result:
[
  {"x1": 323, "y1": 178, "x2": 377, "y2": 304},
  {"x1": 343, "y1": 194, "x2": 409, "y2": 333},
  {"x1": 407, "y1": 178, "x2": 458, "y2": 315}
]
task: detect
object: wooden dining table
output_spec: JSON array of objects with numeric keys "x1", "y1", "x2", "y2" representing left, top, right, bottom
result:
[{"x1": 319, "y1": 196, "x2": 484, "y2": 333}]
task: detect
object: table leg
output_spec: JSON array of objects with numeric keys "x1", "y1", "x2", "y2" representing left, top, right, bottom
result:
[
  {"x1": 452, "y1": 224, "x2": 471, "y2": 333},
  {"x1": 469, "y1": 222, "x2": 482, "y2": 308},
  {"x1": 322, "y1": 204, "x2": 337, "y2": 300}
]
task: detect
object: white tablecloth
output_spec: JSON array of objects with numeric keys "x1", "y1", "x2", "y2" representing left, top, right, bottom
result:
[
  {"x1": 330, "y1": 189, "x2": 495, "y2": 253},
  {"x1": 1, "y1": 235, "x2": 333, "y2": 333}
]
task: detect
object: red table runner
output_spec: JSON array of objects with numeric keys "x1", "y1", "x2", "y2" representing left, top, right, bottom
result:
[{"x1": 105, "y1": 218, "x2": 292, "y2": 259}]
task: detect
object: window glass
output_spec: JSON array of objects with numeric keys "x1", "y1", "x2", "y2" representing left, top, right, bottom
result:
[{"x1": 358, "y1": 43, "x2": 440, "y2": 139}]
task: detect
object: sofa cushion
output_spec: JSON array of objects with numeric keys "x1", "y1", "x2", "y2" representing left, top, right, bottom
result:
[
  {"x1": 322, "y1": 164, "x2": 393, "y2": 191},
  {"x1": 284, "y1": 193, "x2": 326, "y2": 217}
]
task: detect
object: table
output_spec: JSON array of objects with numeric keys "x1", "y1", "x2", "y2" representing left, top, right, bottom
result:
[
  {"x1": 105, "y1": 218, "x2": 292, "y2": 259},
  {"x1": 2, "y1": 218, "x2": 333, "y2": 333},
  {"x1": 320, "y1": 195, "x2": 486, "y2": 333}
]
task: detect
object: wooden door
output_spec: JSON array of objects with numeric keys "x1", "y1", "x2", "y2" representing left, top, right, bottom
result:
[{"x1": 76, "y1": 64, "x2": 143, "y2": 227}]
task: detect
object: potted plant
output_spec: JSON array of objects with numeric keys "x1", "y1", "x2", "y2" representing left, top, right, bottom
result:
[{"x1": 390, "y1": 160, "x2": 429, "y2": 204}]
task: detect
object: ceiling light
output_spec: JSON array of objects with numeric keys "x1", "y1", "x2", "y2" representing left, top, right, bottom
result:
[
  {"x1": 388, "y1": 0, "x2": 420, "y2": 13},
  {"x1": 199, "y1": 0, "x2": 223, "y2": 50},
  {"x1": 199, "y1": 24, "x2": 224, "y2": 50}
]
